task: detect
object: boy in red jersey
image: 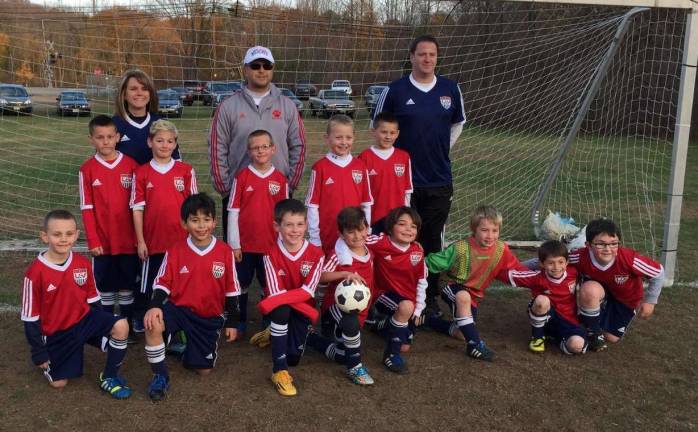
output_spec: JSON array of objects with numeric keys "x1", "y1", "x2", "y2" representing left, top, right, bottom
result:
[
  {"x1": 256, "y1": 199, "x2": 324, "y2": 397},
  {"x1": 364, "y1": 206, "x2": 428, "y2": 374},
  {"x1": 131, "y1": 120, "x2": 198, "y2": 332},
  {"x1": 306, "y1": 206, "x2": 375, "y2": 385},
  {"x1": 143, "y1": 193, "x2": 240, "y2": 402},
  {"x1": 424, "y1": 205, "x2": 525, "y2": 361},
  {"x1": 305, "y1": 114, "x2": 373, "y2": 255},
  {"x1": 508, "y1": 240, "x2": 587, "y2": 355},
  {"x1": 79, "y1": 115, "x2": 139, "y2": 332},
  {"x1": 21, "y1": 210, "x2": 132, "y2": 399},
  {"x1": 227, "y1": 129, "x2": 288, "y2": 335},
  {"x1": 572, "y1": 218, "x2": 663, "y2": 351},
  {"x1": 358, "y1": 112, "x2": 412, "y2": 234}
]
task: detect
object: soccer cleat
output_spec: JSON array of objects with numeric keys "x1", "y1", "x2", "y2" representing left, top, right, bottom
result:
[
  {"x1": 98, "y1": 373, "x2": 132, "y2": 400},
  {"x1": 529, "y1": 337, "x2": 545, "y2": 353},
  {"x1": 148, "y1": 374, "x2": 170, "y2": 402},
  {"x1": 466, "y1": 341, "x2": 495, "y2": 362},
  {"x1": 382, "y1": 353, "x2": 408, "y2": 374},
  {"x1": 132, "y1": 318, "x2": 145, "y2": 333},
  {"x1": 250, "y1": 326, "x2": 271, "y2": 348},
  {"x1": 587, "y1": 332, "x2": 607, "y2": 352},
  {"x1": 271, "y1": 370, "x2": 297, "y2": 397},
  {"x1": 347, "y1": 364, "x2": 375, "y2": 385}
]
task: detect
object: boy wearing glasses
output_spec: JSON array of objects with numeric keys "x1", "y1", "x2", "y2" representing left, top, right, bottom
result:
[
  {"x1": 227, "y1": 130, "x2": 288, "y2": 335},
  {"x1": 208, "y1": 45, "x2": 306, "y2": 244},
  {"x1": 571, "y1": 218, "x2": 663, "y2": 351}
]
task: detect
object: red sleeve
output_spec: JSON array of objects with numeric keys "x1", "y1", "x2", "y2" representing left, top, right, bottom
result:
[
  {"x1": 629, "y1": 250, "x2": 663, "y2": 279},
  {"x1": 305, "y1": 166, "x2": 322, "y2": 207},
  {"x1": 323, "y1": 254, "x2": 338, "y2": 272},
  {"x1": 405, "y1": 156, "x2": 414, "y2": 193},
  {"x1": 362, "y1": 168, "x2": 373, "y2": 205},
  {"x1": 20, "y1": 270, "x2": 41, "y2": 322},
  {"x1": 78, "y1": 167, "x2": 101, "y2": 250},
  {"x1": 225, "y1": 247, "x2": 241, "y2": 296},
  {"x1": 229, "y1": 174, "x2": 244, "y2": 210},
  {"x1": 85, "y1": 261, "x2": 101, "y2": 303},
  {"x1": 495, "y1": 246, "x2": 526, "y2": 282},
  {"x1": 263, "y1": 254, "x2": 280, "y2": 295},
  {"x1": 506, "y1": 269, "x2": 539, "y2": 288},
  {"x1": 152, "y1": 251, "x2": 173, "y2": 295},
  {"x1": 130, "y1": 169, "x2": 145, "y2": 208},
  {"x1": 301, "y1": 256, "x2": 325, "y2": 296}
]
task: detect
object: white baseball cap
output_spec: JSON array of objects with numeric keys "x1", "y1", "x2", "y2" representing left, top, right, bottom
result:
[{"x1": 243, "y1": 46, "x2": 275, "y2": 65}]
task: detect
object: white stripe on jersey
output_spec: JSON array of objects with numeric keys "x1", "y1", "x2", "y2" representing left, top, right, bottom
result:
[
  {"x1": 190, "y1": 168, "x2": 198, "y2": 194},
  {"x1": 152, "y1": 253, "x2": 170, "y2": 294},
  {"x1": 263, "y1": 255, "x2": 280, "y2": 295},
  {"x1": 305, "y1": 169, "x2": 317, "y2": 206},
  {"x1": 568, "y1": 251, "x2": 580, "y2": 264},
  {"x1": 129, "y1": 173, "x2": 137, "y2": 208},
  {"x1": 323, "y1": 254, "x2": 339, "y2": 273},
  {"x1": 227, "y1": 179, "x2": 239, "y2": 210},
  {"x1": 302, "y1": 256, "x2": 325, "y2": 297},
  {"x1": 632, "y1": 258, "x2": 662, "y2": 277},
  {"x1": 230, "y1": 250, "x2": 241, "y2": 295},
  {"x1": 21, "y1": 277, "x2": 37, "y2": 321},
  {"x1": 371, "y1": 87, "x2": 390, "y2": 128},
  {"x1": 78, "y1": 171, "x2": 89, "y2": 209}
]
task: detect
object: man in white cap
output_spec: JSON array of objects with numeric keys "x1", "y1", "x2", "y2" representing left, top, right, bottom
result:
[{"x1": 208, "y1": 45, "x2": 306, "y2": 241}]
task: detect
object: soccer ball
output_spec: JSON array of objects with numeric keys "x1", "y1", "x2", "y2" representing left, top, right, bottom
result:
[{"x1": 334, "y1": 279, "x2": 371, "y2": 313}]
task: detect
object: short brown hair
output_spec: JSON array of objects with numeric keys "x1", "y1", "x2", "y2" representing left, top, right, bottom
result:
[
  {"x1": 274, "y1": 199, "x2": 307, "y2": 224},
  {"x1": 337, "y1": 206, "x2": 368, "y2": 233},
  {"x1": 42, "y1": 209, "x2": 77, "y2": 231},
  {"x1": 385, "y1": 206, "x2": 421, "y2": 236},
  {"x1": 326, "y1": 114, "x2": 354, "y2": 134},
  {"x1": 248, "y1": 129, "x2": 274, "y2": 147},
  {"x1": 409, "y1": 35, "x2": 439, "y2": 55},
  {"x1": 538, "y1": 240, "x2": 569, "y2": 262},
  {"x1": 115, "y1": 69, "x2": 158, "y2": 120}
]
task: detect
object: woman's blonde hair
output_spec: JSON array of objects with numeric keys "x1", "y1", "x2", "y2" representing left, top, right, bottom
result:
[{"x1": 115, "y1": 69, "x2": 158, "y2": 119}]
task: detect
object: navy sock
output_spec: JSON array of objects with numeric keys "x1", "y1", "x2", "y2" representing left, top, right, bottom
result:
[
  {"x1": 579, "y1": 306, "x2": 602, "y2": 333},
  {"x1": 385, "y1": 317, "x2": 409, "y2": 356},
  {"x1": 238, "y1": 290, "x2": 248, "y2": 324},
  {"x1": 426, "y1": 315, "x2": 453, "y2": 335},
  {"x1": 455, "y1": 315, "x2": 481, "y2": 345},
  {"x1": 146, "y1": 343, "x2": 169, "y2": 377},
  {"x1": 103, "y1": 337, "x2": 127, "y2": 378},
  {"x1": 343, "y1": 332, "x2": 361, "y2": 369},
  {"x1": 529, "y1": 309, "x2": 549, "y2": 339},
  {"x1": 325, "y1": 343, "x2": 346, "y2": 365},
  {"x1": 270, "y1": 321, "x2": 289, "y2": 372},
  {"x1": 100, "y1": 292, "x2": 116, "y2": 314},
  {"x1": 118, "y1": 290, "x2": 133, "y2": 320},
  {"x1": 306, "y1": 332, "x2": 333, "y2": 354}
]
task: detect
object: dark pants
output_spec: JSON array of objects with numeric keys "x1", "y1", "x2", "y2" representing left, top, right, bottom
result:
[
  {"x1": 410, "y1": 185, "x2": 453, "y2": 300},
  {"x1": 221, "y1": 195, "x2": 230, "y2": 243}
]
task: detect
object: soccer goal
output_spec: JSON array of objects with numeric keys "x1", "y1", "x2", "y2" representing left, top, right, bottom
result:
[{"x1": 0, "y1": 0, "x2": 693, "y2": 285}]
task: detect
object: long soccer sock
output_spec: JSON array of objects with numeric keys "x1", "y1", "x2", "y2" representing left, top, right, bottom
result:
[
  {"x1": 145, "y1": 343, "x2": 169, "y2": 377},
  {"x1": 385, "y1": 317, "x2": 409, "y2": 356},
  {"x1": 579, "y1": 306, "x2": 602, "y2": 333},
  {"x1": 325, "y1": 343, "x2": 346, "y2": 365},
  {"x1": 103, "y1": 337, "x2": 128, "y2": 378},
  {"x1": 343, "y1": 332, "x2": 361, "y2": 369},
  {"x1": 529, "y1": 309, "x2": 549, "y2": 339},
  {"x1": 426, "y1": 315, "x2": 454, "y2": 335},
  {"x1": 100, "y1": 292, "x2": 116, "y2": 314},
  {"x1": 118, "y1": 290, "x2": 134, "y2": 320},
  {"x1": 455, "y1": 315, "x2": 481, "y2": 345},
  {"x1": 270, "y1": 321, "x2": 289, "y2": 372}
]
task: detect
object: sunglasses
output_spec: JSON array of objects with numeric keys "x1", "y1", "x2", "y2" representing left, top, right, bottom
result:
[{"x1": 248, "y1": 63, "x2": 273, "y2": 70}]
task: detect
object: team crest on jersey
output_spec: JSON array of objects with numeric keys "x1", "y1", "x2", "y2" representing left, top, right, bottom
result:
[
  {"x1": 440, "y1": 96, "x2": 452, "y2": 110},
  {"x1": 174, "y1": 177, "x2": 185, "y2": 192},
  {"x1": 272, "y1": 109, "x2": 282, "y2": 119},
  {"x1": 120, "y1": 174, "x2": 132, "y2": 189},
  {"x1": 394, "y1": 164, "x2": 405, "y2": 177},
  {"x1": 268, "y1": 181, "x2": 281, "y2": 196},
  {"x1": 212, "y1": 262, "x2": 225, "y2": 279},
  {"x1": 351, "y1": 170, "x2": 363, "y2": 184},
  {"x1": 614, "y1": 274, "x2": 629, "y2": 285},
  {"x1": 73, "y1": 268, "x2": 88, "y2": 286},
  {"x1": 409, "y1": 252, "x2": 422, "y2": 266},
  {"x1": 300, "y1": 261, "x2": 314, "y2": 277}
]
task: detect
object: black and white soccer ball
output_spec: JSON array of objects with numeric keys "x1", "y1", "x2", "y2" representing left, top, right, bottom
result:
[{"x1": 334, "y1": 279, "x2": 371, "y2": 313}]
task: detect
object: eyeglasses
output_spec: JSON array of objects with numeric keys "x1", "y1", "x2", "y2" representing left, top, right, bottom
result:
[
  {"x1": 248, "y1": 63, "x2": 273, "y2": 71},
  {"x1": 592, "y1": 242, "x2": 620, "y2": 249},
  {"x1": 249, "y1": 144, "x2": 273, "y2": 152}
]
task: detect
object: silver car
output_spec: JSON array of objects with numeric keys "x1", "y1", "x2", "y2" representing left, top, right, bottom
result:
[{"x1": 309, "y1": 90, "x2": 355, "y2": 118}]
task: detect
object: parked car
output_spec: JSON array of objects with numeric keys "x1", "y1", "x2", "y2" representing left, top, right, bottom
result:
[
  {"x1": 330, "y1": 80, "x2": 352, "y2": 96},
  {"x1": 201, "y1": 81, "x2": 241, "y2": 107},
  {"x1": 183, "y1": 80, "x2": 205, "y2": 102},
  {"x1": 0, "y1": 84, "x2": 32, "y2": 114},
  {"x1": 364, "y1": 85, "x2": 387, "y2": 114},
  {"x1": 309, "y1": 89, "x2": 355, "y2": 118},
  {"x1": 278, "y1": 87, "x2": 304, "y2": 116},
  {"x1": 168, "y1": 87, "x2": 194, "y2": 106},
  {"x1": 55, "y1": 90, "x2": 91, "y2": 116},
  {"x1": 294, "y1": 80, "x2": 317, "y2": 99},
  {"x1": 157, "y1": 89, "x2": 183, "y2": 118}
]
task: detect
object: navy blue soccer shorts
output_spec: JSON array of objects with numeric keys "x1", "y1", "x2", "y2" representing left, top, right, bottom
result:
[
  {"x1": 440, "y1": 283, "x2": 479, "y2": 321},
  {"x1": 43, "y1": 309, "x2": 120, "y2": 382},
  {"x1": 373, "y1": 292, "x2": 418, "y2": 343},
  {"x1": 527, "y1": 300, "x2": 586, "y2": 343},
  {"x1": 162, "y1": 302, "x2": 225, "y2": 369},
  {"x1": 600, "y1": 295, "x2": 637, "y2": 338},
  {"x1": 236, "y1": 252, "x2": 266, "y2": 289},
  {"x1": 93, "y1": 254, "x2": 139, "y2": 293}
]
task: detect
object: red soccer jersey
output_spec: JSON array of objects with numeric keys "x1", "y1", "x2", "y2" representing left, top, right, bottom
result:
[
  {"x1": 21, "y1": 252, "x2": 101, "y2": 336},
  {"x1": 305, "y1": 154, "x2": 373, "y2": 253},
  {"x1": 569, "y1": 246, "x2": 662, "y2": 309},
  {"x1": 228, "y1": 165, "x2": 288, "y2": 253},
  {"x1": 79, "y1": 152, "x2": 139, "y2": 254},
  {"x1": 321, "y1": 240, "x2": 374, "y2": 326},
  {"x1": 508, "y1": 266, "x2": 580, "y2": 325},
  {"x1": 153, "y1": 237, "x2": 240, "y2": 318},
  {"x1": 366, "y1": 234, "x2": 427, "y2": 311},
  {"x1": 263, "y1": 238, "x2": 325, "y2": 319},
  {"x1": 358, "y1": 146, "x2": 413, "y2": 223},
  {"x1": 131, "y1": 159, "x2": 198, "y2": 254}
]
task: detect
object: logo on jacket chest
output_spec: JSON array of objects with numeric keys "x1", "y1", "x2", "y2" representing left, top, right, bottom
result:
[
  {"x1": 174, "y1": 177, "x2": 185, "y2": 192},
  {"x1": 440, "y1": 96, "x2": 452, "y2": 110},
  {"x1": 394, "y1": 164, "x2": 405, "y2": 177},
  {"x1": 268, "y1": 181, "x2": 281, "y2": 196},
  {"x1": 351, "y1": 170, "x2": 363, "y2": 184},
  {"x1": 272, "y1": 109, "x2": 282, "y2": 119},
  {"x1": 614, "y1": 274, "x2": 629, "y2": 285},
  {"x1": 73, "y1": 268, "x2": 88, "y2": 286},
  {"x1": 300, "y1": 261, "x2": 314, "y2": 277},
  {"x1": 120, "y1": 174, "x2": 132, "y2": 189},
  {"x1": 212, "y1": 262, "x2": 225, "y2": 279},
  {"x1": 409, "y1": 252, "x2": 422, "y2": 266}
]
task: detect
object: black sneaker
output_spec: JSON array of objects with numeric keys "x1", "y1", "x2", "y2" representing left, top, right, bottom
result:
[
  {"x1": 587, "y1": 332, "x2": 607, "y2": 352},
  {"x1": 148, "y1": 374, "x2": 170, "y2": 402},
  {"x1": 466, "y1": 341, "x2": 495, "y2": 362},
  {"x1": 383, "y1": 353, "x2": 408, "y2": 374}
]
